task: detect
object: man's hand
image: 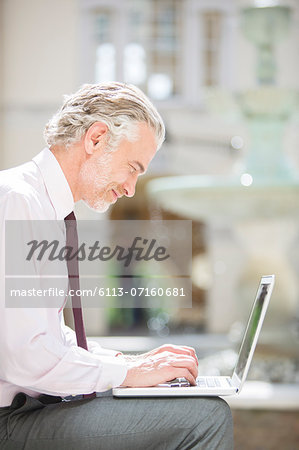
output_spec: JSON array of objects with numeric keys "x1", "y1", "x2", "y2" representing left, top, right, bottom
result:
[
  {"x1": 120, "y1": 344, "x2": 199, "y2": 387},
  {"x1": 142, "y1": 344, "x2": 198, "y2": 366}
]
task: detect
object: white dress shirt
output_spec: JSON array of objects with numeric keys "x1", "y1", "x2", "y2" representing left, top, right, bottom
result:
[{"x1": 0, "y1": 148, "x2": 127, "y2": 407}]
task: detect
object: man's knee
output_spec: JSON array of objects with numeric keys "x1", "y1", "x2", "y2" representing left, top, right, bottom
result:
[
  {"x1": 203, "y1": 398, "x2": 234, "y2": 449},
  {"x1": 188, "y1": 396, "x2": 232, "y2": 423},
  {"x1": 214, "y1": 398, "x2": 233, "y2": 427},
  {"x1": 177, "y1": 397, "x2": 233, "y2": 450}
]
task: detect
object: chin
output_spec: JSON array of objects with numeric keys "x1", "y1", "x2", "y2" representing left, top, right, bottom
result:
[{"x1": 83, "y1": 200, "x2": 111, "y2": 213}]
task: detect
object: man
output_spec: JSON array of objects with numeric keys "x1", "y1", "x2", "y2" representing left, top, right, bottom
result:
[{"x1": 0, "y1": 82, "x2": 233, "y2": 449}]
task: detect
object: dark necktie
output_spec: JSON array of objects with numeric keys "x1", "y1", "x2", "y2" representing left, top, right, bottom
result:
[
  {"x1": 64, "y1": 211, "x2": 88, "y2": 350},
  {"x1": 64, "y1": 212, "x2": 96, "y2": 399}
]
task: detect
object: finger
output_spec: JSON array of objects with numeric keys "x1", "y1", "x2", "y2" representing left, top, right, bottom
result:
[
  {"x1": 161, "y1": 366, "x2": 197, "y2": 386},
  {"x1": 165, "y1": 344, "x2": 198, "y2": 365},
  {"x1": 159, "y1": 351, "x2": 198, "y2": 375},
  {"x1": 159, "y1": 344, "x2": 196, "y2": 360},
  {"x1": 161, "y1": 346, "x2": 199, "y2": 368},
  {"x1": 180, "y1": 346, "x2": 199, "y2": 366},
  {"x1": 145, "y1": 345, "x2": 199, "y2": 369},
  {"x1": 168, "y1": 357, "x2": 198, "y2": 380},
  {"x1": 170, "y1": 368, "x2": 197, "y2": 386}
]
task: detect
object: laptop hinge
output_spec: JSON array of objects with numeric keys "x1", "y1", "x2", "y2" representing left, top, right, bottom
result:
[{"x1": 231, "y1": 371, "x2": 242, "y2": 389}]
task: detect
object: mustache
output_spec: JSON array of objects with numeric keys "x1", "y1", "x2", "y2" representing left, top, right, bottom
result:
[{"x1": 110, "y1": 185, "x2": 125, "y2": 197}]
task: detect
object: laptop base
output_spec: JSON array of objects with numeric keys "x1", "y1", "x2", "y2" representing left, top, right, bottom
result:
[{"x1": 113, "y1": 376, "x2": 238, "y2": 397}]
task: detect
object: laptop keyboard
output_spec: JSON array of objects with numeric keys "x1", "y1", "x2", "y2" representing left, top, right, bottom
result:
[
  {"x1": 196, "y1": 377, "x2": 221, "y2": 388},
  {"x1": 165, "y1": 377, "x2": 231, "y2": 388}
]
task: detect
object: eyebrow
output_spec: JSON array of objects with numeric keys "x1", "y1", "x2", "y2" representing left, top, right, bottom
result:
[{"x1": 132, "y1": 160, "x2": 145, "y2": 174}]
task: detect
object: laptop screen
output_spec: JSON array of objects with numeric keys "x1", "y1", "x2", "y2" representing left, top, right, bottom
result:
[{"x1": 233, "y1": 281, "x2": 270, "y2": 384}]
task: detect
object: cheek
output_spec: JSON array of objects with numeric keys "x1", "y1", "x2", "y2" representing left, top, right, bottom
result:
[
  {"x1": 112, "y1": 166, "x2": 130, "y2": 183},
  {"x1": 79, "y1": 161, "x2": 95, "y2": 191}
]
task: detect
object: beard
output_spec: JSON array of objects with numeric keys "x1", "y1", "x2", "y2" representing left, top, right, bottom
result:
[
  {"x1": 79, "y1": 151, "x2": 114, "y2": 213},
  {"x1": 84, "y1": 197, "x2": 110, "y2": 213}
]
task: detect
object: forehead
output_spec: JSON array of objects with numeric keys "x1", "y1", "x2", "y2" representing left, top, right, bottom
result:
[
  {"x1": 118, "y1": 122, "x2": 157, "y2": 165},
  {"x1": 135, "y1": 122, "x2": 157, "y2": 157}
]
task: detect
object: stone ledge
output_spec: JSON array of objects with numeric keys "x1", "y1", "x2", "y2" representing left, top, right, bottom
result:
[
  {"x1": 223, "y1": 381, "x2": 299, "y2": 410},
  {"x1": 89, "y1": 333, "x2": 230, "y2": 354}
]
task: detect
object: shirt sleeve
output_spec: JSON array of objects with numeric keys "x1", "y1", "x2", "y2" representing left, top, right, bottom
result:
[
  {"x1": 0, "y1": 190, "x2": 128, "y2": 397},
  {"x1": 61, "y1": 319, "x2": 123, "y2": 358}
]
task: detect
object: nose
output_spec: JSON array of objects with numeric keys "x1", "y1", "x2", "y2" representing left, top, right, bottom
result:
[{"x1": 123, "y1": 177, "x2": 137, "y2": 198}]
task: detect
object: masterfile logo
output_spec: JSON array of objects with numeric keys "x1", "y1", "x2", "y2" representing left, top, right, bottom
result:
[
  {"x1": 26, "y1": 236, "x2": 170, "y2": 266},
  {"x1": 5, "y1": 220, "x2": 192, "y2": 308}
]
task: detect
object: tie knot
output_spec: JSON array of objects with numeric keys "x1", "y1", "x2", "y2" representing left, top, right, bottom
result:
[{"x1": 64, "y1": 211, "x2": 76, "y2": 222}]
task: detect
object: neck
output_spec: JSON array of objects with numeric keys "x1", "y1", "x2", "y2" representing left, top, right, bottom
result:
[{"x1": 50, "y1": 141, "x2": 85, "y2": 202}]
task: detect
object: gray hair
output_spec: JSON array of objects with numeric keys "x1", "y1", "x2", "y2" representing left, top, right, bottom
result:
[{"x1": 44, "y1": 82, "x2": 165, "y2": 151}]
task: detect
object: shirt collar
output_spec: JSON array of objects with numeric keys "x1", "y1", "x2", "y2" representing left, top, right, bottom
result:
[{"x1": 32, "y1": 148, "x2": 74, "y2": 220}]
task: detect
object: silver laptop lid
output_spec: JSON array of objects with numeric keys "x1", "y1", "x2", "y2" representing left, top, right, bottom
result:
[{"x1": 232, "y1": 275, "x2": 275, "y2": 390}]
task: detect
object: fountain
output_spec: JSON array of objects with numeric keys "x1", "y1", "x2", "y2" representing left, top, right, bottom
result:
[
  {"x1": 147, "y1": 1, "x2": 299, "y2": 359},
  {"x1": 238, "y1": 2, "x2": 297, "y2": 181}
]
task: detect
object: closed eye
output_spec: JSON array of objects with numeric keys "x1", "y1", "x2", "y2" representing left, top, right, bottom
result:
[
  {"x1": 129, "y1": 164, "x2": 137, "y2": 174},
  {"x1": 130, "y1": 160, "x2": 145, "y2": 175}
]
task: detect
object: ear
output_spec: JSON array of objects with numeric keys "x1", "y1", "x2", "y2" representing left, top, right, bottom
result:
[{"x1": 84, "y1": 122, "x2": 108, "y2": 155}]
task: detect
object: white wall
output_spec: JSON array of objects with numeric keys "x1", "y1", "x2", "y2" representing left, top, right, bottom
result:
[{"x1": 1, "y1": 0, "x2": 79, "y2": 168}]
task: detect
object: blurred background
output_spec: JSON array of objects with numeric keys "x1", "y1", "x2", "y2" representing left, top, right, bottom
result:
[{"x1": 1, "y1": 0, "x2": 299, "y2": 447}]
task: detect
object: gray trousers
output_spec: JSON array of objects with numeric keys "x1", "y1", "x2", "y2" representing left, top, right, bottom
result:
[{"x1": 0, "y1": 391, "x2": 233, "y2": 449}]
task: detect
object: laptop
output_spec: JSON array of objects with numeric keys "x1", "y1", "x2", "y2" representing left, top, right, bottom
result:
[{"x1": 113, "y1": 274, "x2": 275, "y2": 397}]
